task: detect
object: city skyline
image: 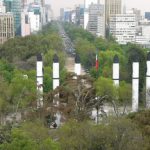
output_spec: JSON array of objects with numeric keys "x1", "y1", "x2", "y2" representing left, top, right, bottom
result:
[{"x1": 45, "y1": 0, "x2": 150, "y2": 17}]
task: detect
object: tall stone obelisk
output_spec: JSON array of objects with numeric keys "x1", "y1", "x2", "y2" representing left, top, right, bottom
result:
[
  {"x1": 53, "y1": 54, "x2": 59, "y2": 90},
  {"x1": 36, "y1": 54, "x2": 43, "y2": 108},
  {"x1": 74, "y1": 54, "x2": 81, "y2": 76},
  {"x1": 132, "y1": 56, "x2": 139, "y2": 112},
  {"x1": 113, "y1": 55, "x2": 119, "y2": 86},
  {"x1": 53, "y1": 54, "x2": 60, "y2": 126},
  {"x1": 146, "y1": 52, "x2": 150, "y2": 108}
]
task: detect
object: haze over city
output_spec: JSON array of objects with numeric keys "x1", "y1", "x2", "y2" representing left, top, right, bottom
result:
[{"x1": 46, "y1": 0, "x2": 150, "y2": 17}]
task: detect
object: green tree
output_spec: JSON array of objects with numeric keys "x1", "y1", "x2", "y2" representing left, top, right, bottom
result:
[
  {"x1": 75, "y1": 38, "x2": 96, "y2": 68},
  {"x1": 56, "y1": 118, "x2": 148, "y2": 150},
  {"x1": 9, "y1": 72, "x2": 36, "y2": 111},
  {"x1": 0, "y1": 120, "x2": 60, "y2": 150},
  {"x1": 118, "y1": 81, "x2": 132, "y2": 115},
  {"x1": 98, "y1": 51, "x2": 126, "y2": 78},
  {"x1": 95, "y1": 77, "x2": 116, "y2": 100},
  {"x1": 44, "y1": 49, "x2": 65, "y2": 69},
  {"x1": 128, "y1": 110, "x2": 150, "y2": 148},
  {"x1": 0, "y1": 59, "x2": 14, "y2": 83},
  {"x1": 0, "y1": 77, "x2": 11, "y2": 124},
  {"x1": 63, "y1": 22, "x2": 95, "y2": 42},
  {"x1": 95, "y1": 77, "x2": 132, "y2": 117},
  {"x1": 94, "y1": 37, "x2": 108, "y2": 51}
]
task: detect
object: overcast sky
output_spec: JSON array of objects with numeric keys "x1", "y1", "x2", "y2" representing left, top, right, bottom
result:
[{"x1": 46, "y1": 0, "x2": 150, "y2": 17}]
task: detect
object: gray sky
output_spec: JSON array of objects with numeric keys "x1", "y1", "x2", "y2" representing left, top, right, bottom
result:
[
  {"x1": 125, "y1": 0, "x2": 150, "y2": 12},
  {"x1": 46, "y1": 0, "x2": 82, "y2": 17},
  {"x1": 46, "y1": 0, "x2": 150, "y2": 17}
]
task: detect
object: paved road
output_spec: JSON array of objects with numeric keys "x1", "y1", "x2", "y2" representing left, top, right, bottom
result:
[
  {"x1": 65, "y1": 56, "x2": 86, "y2": 75},
  {"x1": 57, "y1": 22, "x2": 75, "y2": 54},
  {"x1": 57, "y1": 22, "x2": 85, "y2": 75}
]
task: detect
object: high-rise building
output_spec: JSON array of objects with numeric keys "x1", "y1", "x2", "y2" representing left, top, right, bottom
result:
[
  {"x1": 34, "y1": 0, "x2": 44, "y2": 6},
  {"x1": 28, "y1": 3, "x2": 41, "y2": 33},
  {"x1": 145, "y1": 12, "x2": 150, "y2": 21},
  {"x1": 4, "y1": 0, "x2": 12, "y2": 12},
  {"x1": 135, "y1": 19, "x2": 150, "y2": 48},
  {"x1": 0, "y1": 0, "x2": 6, "y2": 13},
  {"x1": 21, "y1": 12, "x2": 30, "y2": 36},
  {"x1": 28, "y1": 11, "x2": 40, "y2": 33},
  {"x1": 84, "y1": 0, "x2": 98, "y2": 9},
  {"x1": 84, "y1": 11, "x2": 89, "y2": 29},
  {"x1": 11, "y1": 0, "x2": 21, "y2": 35},
  {"x1": 4, "y1": 0, "x2": 21, "y2": 35},
  {"x1": 88, "y1": 3, "x2": 105, "y2": 38},
  {"x1": 45, "y1": 4, "x2": 52, "y2": 22},
  {"x1": 75, "y1": 5, "x2": 84, "y2": 27},
  {"x1": 63, "y1": 8, "x2": 72, "y2": 22},
  {"x1": 97, "y1": 10, "x2": 105, "y2": 37},
  {"x1": 0, "y1": 0, "x2": 2, "y2": 6},
  {"x1": 110, "y1": 14, "x2": 136, "y2": 44},
  {"x1": 21, "y1": 0, "x2": 34, "y2": 6},
  {"x1": 0, "y1": 13, "x2": 14, "y2": 44},
  {"x1": 41, "y1": 0, "x2": 45, "y2": 6},
  {"x1": 126, "y1": 8, "x2": 141, "y2": 24},
  {"x1": 60, "y1": 8, "x2": 64, "y2": 21},
  {"x1": 21, "y1": 0, "x2": 32, "y2": 8},
  {"x1": 105, "y1": 0, "x2": 122, "y2": 25}
]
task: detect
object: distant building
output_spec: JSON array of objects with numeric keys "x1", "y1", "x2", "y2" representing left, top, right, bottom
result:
[
  {"x1": 60, "y1": 8, "x2": 64, "y2": 21},
  {"x1": 0, "y1": 1, "x2": 6, "y2": 13},
  {"x1": 132, "y1": 8, "x2": 141, "y2": 23},
  {"x1": 84, "y1": 0, "x2": 98, "y2": 9},
  {"x1": 135, "y1": 36, "x2": 150, "y2": 48},
  {"x1": 41, "y1": 0, "x2": 45, "y2": 7},
  {"x1": 71, "y1": 10, "x2": 76, "y2": 23},
  {"x1": 88, "y1": 3, "x2": 105, "y2": 38},
  {"x1": 126, "y1": 8, "x2": 141, "y2": 24},
  {"x1": 64, "y1": 8, "x2": 72, "y2": 22},
  {"x1": 97, "y1": 12, "x2": 105, "y2": 37},
  {"x1": 75, "y1": 5, "x2": 84, "y2": 27},
  {"x1": 27, "y1": 3, "x2": 43, "y2": 33},
  {"x1": 28, "y1": 10, "x2": 41, "y2": 33},
  {"x1": 84, "y1": 11, "x2": 89, "y2": 29},
  {"x1": 21, "y1": 0, "x2": 34, "y2": 7},
  {"x1": 0, "y1": 13, "x2": 14, "y2": 44},
  {"x1": 44, "y1": 4, "x2": 52, "y2": 22},
  {"x1": 110, "y1": 14, "x2": 136, "y2": 44},
  {"x1": 105, "y1": 0, "x2": 122, "y2": 26},
  {"x1": 4, "y1": 0, "x2": 22, "y2": 36},
  {"x1": 145, "y1": 12, "x2": 150, "y2": 21},
  {"x1": 34, "y1": 0, "x2": 45, "y2": 6},
  {"x1": 21, "y1": 12, "x2": 30, "y2": 36},
  {"x1": 75, "y1": 6, "x2": 80, "y2": 24},
  {"x1": 135, "y1": 19, "x2": 150, "y2": 48},
  {"x1": 4, "y1": 0, "x2": 12, "y2": 12}
]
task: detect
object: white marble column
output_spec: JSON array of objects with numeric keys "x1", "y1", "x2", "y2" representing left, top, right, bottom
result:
[
  {"x1": 132, "y1": 57, "x2": 139, "y2": 112},
  {"x1": 113, "y1": 55, "x2": 119, "y2": 86},
  {"x1": 53, "y1": 54, "x2": 60, "y2": 126},
  {"x1": 146, "y1": 52, "x2": 150, "y2": 108},
  {"x1": 36, "y1": 54, "x2": 43, "y2": 108},
  {"x1": 53, "y1": 54, "x2": 59, "y2": 90},
  {"x1": 74, "y1": 54, "x2": 81, "y2": 76}
]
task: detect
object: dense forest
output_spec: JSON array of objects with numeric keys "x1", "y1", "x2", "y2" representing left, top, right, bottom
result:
[{"x1": 0, "y1": 21, "x2": 149, "y2": 149}]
